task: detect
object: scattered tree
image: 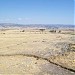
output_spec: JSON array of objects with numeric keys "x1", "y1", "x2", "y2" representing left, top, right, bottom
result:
[{"x1": 39, "y1": 29, "x2": 45, "y2": 33}]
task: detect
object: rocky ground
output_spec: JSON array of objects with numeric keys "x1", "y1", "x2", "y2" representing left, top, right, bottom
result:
[{"x1": 0, "y1": 28, "x2": 75, "y2": 75}]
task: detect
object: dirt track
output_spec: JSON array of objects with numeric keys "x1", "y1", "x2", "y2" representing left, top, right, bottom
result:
[{"x1": 0, "y1": 54, "x2": 75, "y2": 75}]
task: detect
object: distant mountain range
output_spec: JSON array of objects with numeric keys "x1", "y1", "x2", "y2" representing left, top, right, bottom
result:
[{"x1": 0, "y1": 23, "x2": 74, "y2": 29}]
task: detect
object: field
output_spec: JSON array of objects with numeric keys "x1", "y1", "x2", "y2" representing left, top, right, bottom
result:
[{"x1": 0, "y1": 27, "x2": 75, "y2": 75}]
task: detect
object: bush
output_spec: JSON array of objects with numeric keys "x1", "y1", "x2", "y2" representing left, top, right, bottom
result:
[{"x1": 49, "y1": 30, "x2": 56, "y2": 33}]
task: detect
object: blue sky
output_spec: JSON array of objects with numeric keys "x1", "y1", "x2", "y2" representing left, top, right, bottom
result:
[{"x1": 0, "y1": 0, "x2": 74, "y2": 24}]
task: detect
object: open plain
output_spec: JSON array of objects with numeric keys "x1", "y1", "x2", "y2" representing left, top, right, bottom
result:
[{"x1": 0, "y1": 27, "x2": 75, "y2": 75}]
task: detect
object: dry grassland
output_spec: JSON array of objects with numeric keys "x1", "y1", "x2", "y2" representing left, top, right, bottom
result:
[{"x1": 0, "y1": 28, "x2": 75, "y2": 75}]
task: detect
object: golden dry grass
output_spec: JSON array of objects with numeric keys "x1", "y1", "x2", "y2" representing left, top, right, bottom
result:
[{"x1": 0, "y1": 29, "x2": 75, "y2": 75}]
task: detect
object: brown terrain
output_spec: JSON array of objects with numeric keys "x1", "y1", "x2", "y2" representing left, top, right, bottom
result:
[{"x1": 0, "y1": 27, "x2": 75, "y2": 75}]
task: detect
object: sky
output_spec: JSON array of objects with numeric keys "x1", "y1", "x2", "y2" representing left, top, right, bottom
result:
[{"x1": 0, "y1": 0, "x2": 74, "y2": 25}]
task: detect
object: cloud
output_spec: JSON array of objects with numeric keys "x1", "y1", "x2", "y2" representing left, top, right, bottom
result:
[
  {"x1": 0, "y1": 19, "x2": 10, "y2": 22},
  {"x1": 18, "y1": 18, "x2": 22, "y2": 21},
  {"x1": 17, "y1": 18, "x2": 32, "y2": 22}
]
